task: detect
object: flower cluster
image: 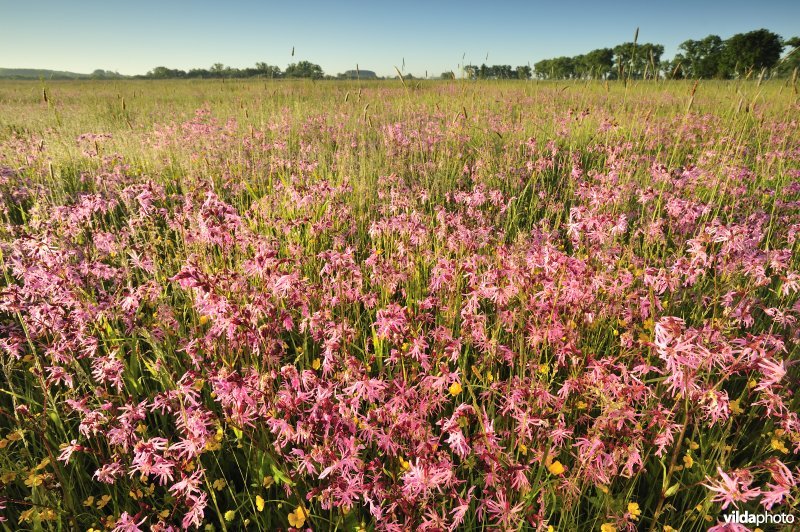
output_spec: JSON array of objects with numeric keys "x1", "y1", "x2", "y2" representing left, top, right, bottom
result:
[{"x1": 0, "y1": 81, "x2": 798, "y2": 531}]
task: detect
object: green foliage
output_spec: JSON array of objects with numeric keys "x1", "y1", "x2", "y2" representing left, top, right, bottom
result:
[
  {"x1": 463, "y1": 64, "x2": 530, "y2": 80},
  {"x1": 774, "y1": 36, "x2": 800, "y2": 77},
  {"x1": 677, "y1": 35, "x2": 725, "y2": 79},
  {"x1": 613, "y1": 42, "x2": 664, "y2": 79},
  {"x1": 722, "y1": 28, "x2": 784, "y2": 77},
  {"x1": 284, "y1": 61, "x2": 324, "y2": 79}
]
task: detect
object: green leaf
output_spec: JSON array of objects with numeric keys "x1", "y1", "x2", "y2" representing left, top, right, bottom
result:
[
  {"x1": 664, "y1": 483, "x2": 680, "y2": 498},
  {"x1": 270, "y1": 463, "x2": 294, "y2": 486}
]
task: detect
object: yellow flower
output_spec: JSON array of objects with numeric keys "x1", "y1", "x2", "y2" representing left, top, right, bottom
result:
[
  {"x1": 96, "y1": 494, "x2": 112, "y2": 509},
  {"x1": 548, "y1": 526, "x2": 554, "y2": 532},
  {"x1": 83, "y1": 495, "x2": 95, "y2": 507},
  {"x1": 448, "y1": 382, "x2": 462, "y2": 396},
  {"x1": 663, "y1": 527, "x2": 677, "y2": 532},
  {"x1": 628, "y1": 501, "x2": 641, "y2": 520},
  {"x1": 262, "y1": 475, "x2": 274, "y2": 488},
  {"x1": 312, "y1": 358, "x2": 321, "y2": 370},
  {"x1": 771, "y1": 438, "x2": 789, "y2": 454},
  {"x1": 518, "y1": 443, "x2": 528, "y2": 455},
  {"x1": 688, "y1": 441, "x2": 699, "y2": 450},
  {"x1": 1, "y1": 471, "x2": 17, "y2": 483},
  {"x1": 256, "y1": 495, "x2": 265, "y2": 512},
  {"x1": 212, "y1": 478, "x2": 227, "y2": 491},
  {"x1": 597, "y1": 484, "x2": 609, "y2": 494},
  {"x1": 729, "y1": 399, "x2": 743, "y2": 415},
  {"x1": 547, "y1": 460, "x2": 566, "y2": 475},
  {"x1": 683, "y1": 453, "x2": 694, "y2": 469},
  {"x1": 6, "y1": 430, "x2": 24, "y2": 442},
  {"x1": 576, "y1": 400, "x2": 588, "y2": 409},
  {"x1": 288, "y1": 506, "x2": 307, "y2": 528},
  {"x1": 399, "y1": 457, "x2": 410, "y2": 471},
  {"x1": 199, "y1": 315, "x2": 209, "y2": 325},
  {"x1": 24, "y1": 472, "x2": 43, "y2": 487},
  {"x1": 224, "y1": 509, "x2": 236, "y2": 522},
  {"x1": 600, "y1": 523, "x2": 617, "y2": 532},
  {"x1": 159, "y1": 509, "x2": 170, "y2": 519},
  {"x1": 18, "y1": 508, "x2": 36, "y2": 524}
]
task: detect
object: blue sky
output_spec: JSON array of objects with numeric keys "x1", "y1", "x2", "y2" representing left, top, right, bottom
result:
[{"x1": 1, "y1": 1, "x2": 798, "y2": 77}]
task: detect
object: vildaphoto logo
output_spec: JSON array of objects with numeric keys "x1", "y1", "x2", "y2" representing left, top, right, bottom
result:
[{"x1": 721, "y1": 510, "x2": 795, "y2": 526}]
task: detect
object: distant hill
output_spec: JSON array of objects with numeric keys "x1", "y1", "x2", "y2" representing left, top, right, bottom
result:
[
  {"x1": 340, "y1": 69, "x2": 378, "y2": 80},
  {"x1": 0, "y1": 68, "x2": 128, "y2": 80}
]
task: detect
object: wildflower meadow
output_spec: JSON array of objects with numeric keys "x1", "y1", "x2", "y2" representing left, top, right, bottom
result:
[{"x1": 0, "y1": 79, "x2": 798, "y2": 531}]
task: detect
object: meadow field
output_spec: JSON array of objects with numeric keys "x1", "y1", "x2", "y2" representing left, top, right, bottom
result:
[{"x1": 0, "y1": 78, "x2": 798, "y2": 531}]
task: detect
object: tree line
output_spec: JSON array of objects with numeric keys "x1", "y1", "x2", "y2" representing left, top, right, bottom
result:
[
  {"x1": 461, "y1": 65, "x2": 533, "y2": 80},
  {"x1": 140, "y1": 61, "x2": 325, "y2": 80},
  {"x1": 34, "y1": 27, "x2": 795, "y2": 82},
  {"x1": 532, "y1": 29, "x2": 798, "y2": 80}
]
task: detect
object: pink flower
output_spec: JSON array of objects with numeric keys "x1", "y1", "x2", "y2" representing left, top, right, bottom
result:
[
  {"x1": 113, "y1": 512, "x2": 146, "y2": 532},
  {"x1": 182, "y1": 492, "x2": 208, "y2": 529},
  {"x1": 703, "y1": 467, "x2": 762, "y2": 509},
  {"x1": 57, "y1": 439, "x2": 83, "y2": 465}
]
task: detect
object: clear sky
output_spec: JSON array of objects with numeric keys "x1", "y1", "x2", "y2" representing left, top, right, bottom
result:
[{"x1": 1, "y1": 0, "x2": 798, "y2": 77}]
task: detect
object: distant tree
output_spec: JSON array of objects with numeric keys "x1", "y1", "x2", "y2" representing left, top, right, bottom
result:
[
  {"x1": 774, "y1": 36, "x2": 800, "y2": 77},
  {"x1": 440, "y1": 71, "x2": 455, "y2": 80},
  {"x1": 494, "y1": 65, "x2": 514, "y2": 79},
  {"x1": 210, "y1": 63, "x2": 226, "y2": 77},
  {"x1": 661, "y1": 58, "x2": 686, "y2": 79},
  {"x1": 187, "y1": 68, "x2": 210, "y2": 78},
  {"x1": 284, "y1": 61, "x2": 324, "y2": 79},
  {"x1": 463, "y1": 65, "x2": 478, "y2": 79},
  {"x1": 147, "y1": 66, "x2": 186, "y2": 79},
  {"x1": 678, "y1": 35, "x2": 725, "y2": 78},
  {"x1": 255, "y1": 62, "x2": 282, "y2": 78},
  {"x1": 583, "y1": 48, "x2": 614, "y2": 79},
  {"x1": 516, "y1": 65, "x2": 532, "y2": 79},
  {"x1": 613, "y1": 42, "x2": 664, "y2": 79},
  {"x1": 533, "y1": 59, "x2": 552, "y2": 79},
  {"x1": 551, "y1": 56, "x2": 576, "y2": 79},
  {"x1": 722, "y1": 29, "x2": 783, "y2": 77}
]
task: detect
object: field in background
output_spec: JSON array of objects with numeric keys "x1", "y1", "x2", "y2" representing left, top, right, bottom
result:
[{"x1": 0, "y1": 79, "x2": 798, "y2": 531}]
